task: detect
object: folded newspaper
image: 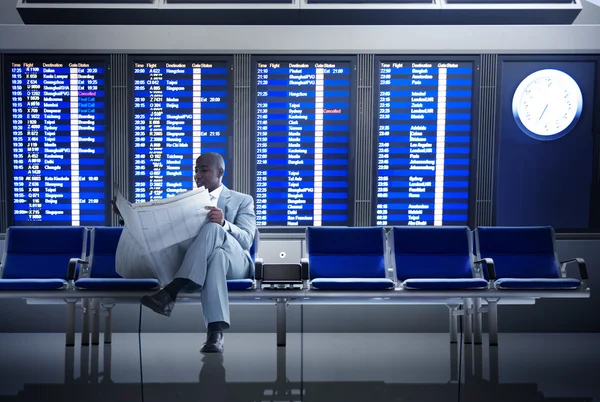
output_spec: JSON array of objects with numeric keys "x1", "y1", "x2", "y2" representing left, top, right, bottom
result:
[{"x1": 114, "y1": 185, "x2": 212, "y2": 285}]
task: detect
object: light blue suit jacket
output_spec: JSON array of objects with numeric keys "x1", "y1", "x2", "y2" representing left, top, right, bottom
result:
[{"x1": 216, "y1": 186, "x2": 257, "y2": 273}]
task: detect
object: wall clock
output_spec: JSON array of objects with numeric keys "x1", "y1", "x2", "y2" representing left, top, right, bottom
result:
[{"x1": 512, "y1": 68, "x2": 583, "y2": 141}]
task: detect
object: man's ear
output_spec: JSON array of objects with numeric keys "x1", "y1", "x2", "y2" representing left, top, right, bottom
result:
[{"x1": 218, "y1": 167, "x2": 224, "y2": 178}]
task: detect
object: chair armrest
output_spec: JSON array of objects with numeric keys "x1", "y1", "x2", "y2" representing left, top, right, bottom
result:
[
  {"x1": 560, "y1": 258, "x2": 588, "y2": 281},
  {"x1": 300, "y1": 257, "x2": 309, "y2": 280},
  {"x1": 67, "y1": 258, "x2": 89, "y2": 281},
  {"x1": 474, "y1": 258, "x2": 496, "y2": 280},
  {"x1": 254, "y1": 257, "x2": 264, "y2": 280}
]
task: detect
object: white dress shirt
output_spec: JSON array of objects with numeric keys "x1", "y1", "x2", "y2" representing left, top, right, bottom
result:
[
  {"x1": 209, "y1": 185, "x2": 224, "y2": 204},
  {"x1": 209, "y1": 185, "x2": 231, "y2": 231}
]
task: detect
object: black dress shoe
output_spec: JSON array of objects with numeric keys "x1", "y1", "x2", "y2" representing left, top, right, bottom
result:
[
  {"x1": 140, "y1": 290, "x2": 175, "y2": 317},
  {"x1": 201, "y1": 331, "x2": 224, "y2": 354}
]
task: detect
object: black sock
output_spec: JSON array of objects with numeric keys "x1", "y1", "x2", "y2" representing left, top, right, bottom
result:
[
  {"x1": 207, "y1": 321, "x2": 228, "y2": 333},
  {"x1": 163, "y1": 278, "x2": 196, "y2": 300}
]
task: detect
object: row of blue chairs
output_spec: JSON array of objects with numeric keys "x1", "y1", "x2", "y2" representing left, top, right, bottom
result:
[
  {"x1": 0, "y1": 225, "x2": 588, "y2": 292},
  {"x1": 304, "y1": 226, "x2": 588, "y2": 291},
  {"x1": 0, "y1": 225, "x2": 590, "y2": 349},
  {"x1": 0, "y1": 225, "x2": 259, "y2": 291},
  {"x1": 0, "y1": 225, "x2": 261, "y2": 347}
]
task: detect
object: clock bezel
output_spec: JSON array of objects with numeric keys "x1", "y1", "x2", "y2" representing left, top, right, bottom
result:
[{"x1": 511, "y1": 68, "x2": 583, "y2": 141}]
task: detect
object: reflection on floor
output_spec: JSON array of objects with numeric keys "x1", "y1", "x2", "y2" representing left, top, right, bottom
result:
[{"x1": 0, "y1": 333, "x2": 597, "y2": 401}]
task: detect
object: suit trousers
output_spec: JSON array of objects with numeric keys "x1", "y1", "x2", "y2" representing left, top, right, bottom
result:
[{"x1": 173, "y1": 222, "x2": 251, "y2": 328}]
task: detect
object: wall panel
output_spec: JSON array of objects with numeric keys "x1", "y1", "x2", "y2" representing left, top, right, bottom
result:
[
  {"x1": 0, "y1": 54, "x2": 6, "y2": 232},
  {"x1": 354, "y1": 54, "x2": 375, "y2": 227},
  {"x1": 0, "y1": 25, "x2": 599, "y2": 54},
  {"x1": 474, "y1": 53, "x2": 498, "y2": 227},
  {"x1": 233, "y1": 54, "x2": 252, "y2": 193},
  {"x1": 110, "y1": 54, "x2": 128, "y2": 225}
]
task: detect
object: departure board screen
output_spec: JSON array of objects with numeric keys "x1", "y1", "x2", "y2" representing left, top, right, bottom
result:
[
  {"x1": 254, "y1": 60, "x2": 353, "y2": 227},
  {"x1": 376, "y1": 60, "x2": 474, "y2": 226},
  {"x1": 132, "y1": 60, "x2": 231, "y2": 202},
  {"x1": 8, "y1": 59, "x2": 109, "y2": 226}
]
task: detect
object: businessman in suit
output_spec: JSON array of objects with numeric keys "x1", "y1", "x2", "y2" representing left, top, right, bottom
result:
[{"x1": 140, "y1": 152, "x2": 256, "y2": 353}]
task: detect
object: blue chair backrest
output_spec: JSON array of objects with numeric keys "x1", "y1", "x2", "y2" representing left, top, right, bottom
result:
[
  {"x1": 248, "y1": 228, "x2": 260, "y2": 279},
  {"x1": 250, "y1": 228, "x2": 259, "y2": 261},
  {"x1": 89, "y1": 227, "x2": 124, "y2": 278},
  {"x1": 391, "y1": 226, "x2": 474, "y2": 281},
  {"x1": 86, "y1": 231, "x2": 91, "y2": 258},
  {"x1": 0, "y1": 226, "x2": 87, "y2": 279},
  {"x1": 306, "y1": 227, "x2": 386, "y2": 279},
  {"x1": 475, "y1": 226, "x2": 559, "y2": 279}
]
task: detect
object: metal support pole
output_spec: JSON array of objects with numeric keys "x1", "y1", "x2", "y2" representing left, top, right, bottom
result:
[
  {"x1": 464, "y1": 342, "x2": 473, "y2": 381},
  {"x1": 103, "y1": 304, "x2": 114, "y2": 344},
  {"x1": 447, "y1": 304, "x2": 459, "y2": 343},
  {"x1": 81, "y1": 298, "x2": 90, "y2": 346},
  {"x1": 473, "y1": 298, "x2": 483, "y2": 345},
  {"x1": 463, "y1": 298, "x2": 473, "y2": 344},
  {"x1": 104, "y1": 344, "x2": 113, "y2": 382},
  {"x1": 64, "y1": 345, "x2": 75, "y2": 383},
  {"x1": 487, "y1": 299, "x2": 499, "y2": 346},
  {"x1": 80, "y1": 341, "x2": 90, "y2": 382},
  {"x1": 489, "y1": 342, "x2": 499, "y2": 383},
  {"x1": 276, "y1": 298, "x2": 287, "y2": 347},
  {"x1": 274, "y1": 344, "x2": 289, "y2": 398},
  {"x1": 276, "y1": 346, "x2": 286, "y2": 381},
  {"x1": 90, "y1": 345, "x2": 100, "y2": 384},
  {"x1": 66, "y1": 301, "x2": 76, "y2": 347},
  {"x1": 450, "y1": 343, "x2": 458, "y2": 382},
  {"x1": 91, "y1": 299, "x2": 101, "y2": 345},
  {"x1": 474, "y1": 344, "x2": 483, "y2": 379}
]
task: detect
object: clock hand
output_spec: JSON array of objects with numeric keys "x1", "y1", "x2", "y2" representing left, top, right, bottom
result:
[{"x1": 538, "y1": 104, "x2": 548, "y2": 121}]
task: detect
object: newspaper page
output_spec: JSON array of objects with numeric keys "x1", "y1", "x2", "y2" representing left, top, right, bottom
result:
[{"x1": 114, "y1": 185, "x2": 212, "y2": 285}]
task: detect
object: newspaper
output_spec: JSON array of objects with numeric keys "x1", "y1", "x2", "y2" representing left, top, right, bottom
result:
[{"x1": 114, "y1": 185, "x2": 212, "y2": 285}]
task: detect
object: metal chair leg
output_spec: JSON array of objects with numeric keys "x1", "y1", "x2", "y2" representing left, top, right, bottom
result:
[
  {"x1": 91, "y1": 299, "x2": 101, "y2": 345},
  {"x1": 65, "y1": 300, "x2": 76, "y2": 347},
  {"x1": 487, "y1": 299, "x2": 499, "y2": 346},
  {"x1": 473, "y1": 298, "x2": 483, "y2": 345},
  {"x1": 447, "y1": 304, "x2": 459, "y2": 343},
  {"x1": 103, "y1": 304, "x2": 115, "y2": 344},
  {"x1": 81, "y1": 298, "x2": 91, "y2": 346},
  {"x1": 276, "y1": 298, "x2": 288, "y2": 347},
  {"x1": 463, "y1": 298, "x2": 473, "y2": 344}
]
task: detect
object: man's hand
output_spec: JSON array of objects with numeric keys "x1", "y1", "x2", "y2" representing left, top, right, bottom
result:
[{"x1": 205, "y1": 206, "x2": 225, "y2": 226}]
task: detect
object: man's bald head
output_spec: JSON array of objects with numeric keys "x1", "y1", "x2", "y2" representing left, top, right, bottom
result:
[
  {"x1": 194, "y1": 152, "x2": 225, "y2": 191},
  {"x1": 197, "y1": 152, "x2": 225, "y2": 173}
]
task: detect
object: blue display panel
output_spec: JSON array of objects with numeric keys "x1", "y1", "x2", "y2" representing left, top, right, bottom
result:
[
  {"x1": 376, "y1": 60, "x2": 474, "y2": 226},
  {"x1": 8, "y1": 59, "x2": 109, "y2": 226},
  {"x1": 132, "y1": 60, "x2": 231, "y2": 202},
  {"x1": 495, "y1": 57, "x2": 600, "y2": 230},
  {"x1": 254, "y1": 60, "x2": 353, "y2": 227}
]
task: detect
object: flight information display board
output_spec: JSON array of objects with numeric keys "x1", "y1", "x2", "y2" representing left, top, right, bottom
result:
[
  {"x1": 8, "y1": 58, "x2": 109, "y2": 226},
  {"x1": 254, "y1": 59, "x2": 353, "y2": 227},
  {"x1": 132, "y1": 60, "x2": 231, "y2": 202},
  {"x1": 375, "y1": 60, "x2": 474, "y2": 226}
]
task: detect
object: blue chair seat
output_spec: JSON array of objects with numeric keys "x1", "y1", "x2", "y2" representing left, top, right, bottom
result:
[
  {"x1": 75, "y1": 278, "x2": 159, "y2": 291},
  {"x1": 227, "y1": 279, "x2": 254, "y2": 290},
  {"x1": 495, "y1": 278, "x2": 581, "y2": 290},
  {"x1": 311, "y1": 278, "x2": 395, "y2": 290},
  {"x1": 402, "y1": 278, "x2": 488, "y2": 290},
  {"x1": 0, "y1": 278, "x2": 68, "y2": 290}
]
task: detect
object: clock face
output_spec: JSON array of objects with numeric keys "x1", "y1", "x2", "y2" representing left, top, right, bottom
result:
[{"x1": 512, "y1": 69, "x2": 583, "y2": 141}]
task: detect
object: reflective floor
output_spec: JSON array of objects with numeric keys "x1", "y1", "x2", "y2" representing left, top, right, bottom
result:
[{"x1": 0, "y1": 332, "x2": 598, "y2": 401}]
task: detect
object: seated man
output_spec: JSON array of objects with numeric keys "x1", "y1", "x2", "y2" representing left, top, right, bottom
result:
[{"x1": 133, "y1": 152, "x2": 256, "y2": 353}]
